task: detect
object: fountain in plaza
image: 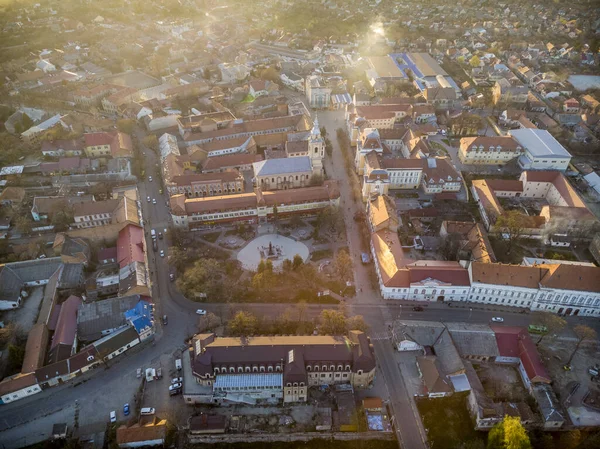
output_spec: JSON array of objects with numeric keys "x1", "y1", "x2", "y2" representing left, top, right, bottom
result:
[{"x1": 238, "y1": 234, "x2": 309, "y2": 271}]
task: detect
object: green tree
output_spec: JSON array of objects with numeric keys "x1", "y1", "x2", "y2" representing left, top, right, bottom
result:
[
  {"x1": 8, "y1": 343, "x2": 25, "y2": 371},
  {"x1": 319, "y1": 309, "x2": 347, "y2": 335},
  {"x1": 116, "y1": 119, "x2": 136, "y2": 134},
  {"x1": 259, "y1": 67, "x2": 280, "y2": 82},
  {"x1": 21, "y1": 113, "x2": 33, "y2": 131},
  {"x1": 228, "y1": 311, "x2": 258, "y2": 336},
  {"x1": 333, "y1": 249, "x2": 353, "y2": 281},
  {"x1": 487, "y1": 416, "x2": 531, "y2": 449},
  {"x1": 469, "y1": 55, "x2": 481, "y2": 68},
  {"x1": 176, "y1": 258, "x2": 224, "y2": 300},
  {"x1": 530, "y1": 311, "x2": 566, "y2": 346},
  {"x1": 558, "y1": 430, "x2": 581, "y2": 449},
  {"x1": 282, "y1": 259, "x2": 293, "y2": 272},
  {"x1": 566, "y1": 325, "x2": 597, "y2": 366}
]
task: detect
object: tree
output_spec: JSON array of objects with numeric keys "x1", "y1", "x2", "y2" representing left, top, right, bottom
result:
[
  {"x1": 198, "y1": 312, "x2": 221, "y2": 333},
  {"x1": 566, "y1": 325, "x2": 597, "y2": 366},
  {"x1": 228, "y1": 311, "x2": 258, "y2": 336},
  {"x1": 258, "y1": 67, "x2": 280, "y2": 82},
  {"x1": 440, "y1": 232, "x2": 462, "y2": 261},
  {"x1": 469, "y1": 55, "x2": 481, "y2": 68},
  {"x1": 142, "y1": 135, "x2": 158, "y2": 150},
  {"x1": 346, "y1": 315, "x2": 368, "y2": 332},
  {"x1": 320, "y1": 126, "x2": 327, "y2": 138},
  {"x1": 295, "y1": 300, "x2": 308, "y2": 323},
  {"x1": 333, "y1": 249, "x2": 353, "y2": 282},
  {"x1": 530, "y1": 311, "x2": 566, "y2": 345},
  {"x1": 557, "y1": 430, "x2": 581, "y2": 449},
  {"x1": 116, "y1": 119, "x2": 136, "y2": 134},
  {"x1": 319, "y1": 309, "x2": 347, "y2": 335},
  {"x1": 21, "y1": 113, "x2": 33, "y2": 131},
  {"x1": 487, "y1": 416, "x2": 531, "y2": 449},
  {"x1": 494, "y1": 210, "x2": 527, "y2": 255},
  {"x1": 51, "y1": 209, "x2": 73, "y2": 232},
  {"x1": 282, "y1": 258, "x2": 293, "y2": 272},
  {"x1": 176, "y1": 258, "x2": 224, "y2": 300},
  {"x1": 292, "y1": 254, "x2": 304, "y2": 270},
  {"x1": 317, "y1": 206, "x2": 345, "y2": 237},
  {"x1": 15, "y1": 214, "x2": 33, "y2": 235},
  {"x1": 272, "y1": 204, "x2": 279, "y2": 233}
]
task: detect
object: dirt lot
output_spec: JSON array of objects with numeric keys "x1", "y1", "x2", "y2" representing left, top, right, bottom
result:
[
  {"x1": 538, "y1": 340, "x2": 600, "y2": 407},
  {"x1": 474, "y1": 363, "x2": 528, "y2": 402}
]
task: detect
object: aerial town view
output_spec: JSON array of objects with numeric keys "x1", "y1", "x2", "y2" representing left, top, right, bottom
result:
[{"x1": 1, "y1": 1, "x2": 600, "y2": 449}]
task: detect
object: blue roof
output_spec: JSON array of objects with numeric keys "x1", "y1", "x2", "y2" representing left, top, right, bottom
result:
[
  {"x1": 125, "y1": 300, "x2": 154, "y2": 335},
  {"x1": 253, "y1": 156, "x2": 312, "y2": 177}
]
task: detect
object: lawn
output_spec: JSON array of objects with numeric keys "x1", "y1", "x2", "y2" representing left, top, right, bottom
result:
[
  {"x1": 416, "y1": 392, "x2": 485, "y2": 449},
  {"x1": 201, "y1": 232, "x2": 222, "y2": 243},
  {"x1": 311, "y1": 249, "x2": 333, "y2": 261}
]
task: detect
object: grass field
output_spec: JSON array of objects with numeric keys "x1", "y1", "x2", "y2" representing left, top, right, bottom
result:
[{"x1": 416, "y1": 392, "x2": 485, "y2": 449}]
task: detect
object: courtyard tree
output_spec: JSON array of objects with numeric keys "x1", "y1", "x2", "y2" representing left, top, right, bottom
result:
[
  {"x1": 494, "y1": 210, "x2": 528, "y2": 255},
  {"x1": 317, "y1": 206, "x2": 345, "y2": 237},
  {"x1": 51, "y1": 208, "x2": 74, "y2": 232},
  {"x1": 487, "y1": 416, "x2": 531, "y2": 449},
  {"x1": 319, "y1": 309, "x2": 347, "y2": 335},
  {"x1": 116, "y1": 119, "x2": 136, "y2": 134},
  {"x1": 198, "y1": 312, "x2": 221, "y2": 333},
  {"x1": 228, "y1": 311, "x2": 258, "y2": 336},
  {"x1": 295, "y1": 300, "x2": 308, "y2": 323},
  {"x1": 14, "y1": 214, "x2": 33, "y2": 235},
  {"x1": 566, "y1": 325, "x2": 597, "y2": 367},
  {"x1": 530, "y1": 311, "x2": 566, "y2": 345},
  {"x1": 333, "y1": 249, "x2": 353, "y2": 282},
  {"x1": 469, "y1": 55, "x2": 481, "y2": 68}
]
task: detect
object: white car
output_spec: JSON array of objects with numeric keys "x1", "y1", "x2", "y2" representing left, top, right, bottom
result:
[
  {"x1": 196, "y1": 309, "x2": 207, "y2": 316},
  {"x1": 491, "y1": 317, "x2": 504, "y2": 323},
  {"x1": 169, "y1": 382, "x2": 182, "y2": 391},
  {"x1": 171, "y1": 377, "x2": 183, "y2": 384},
  {"x1": 152, "y1": 198, "x2": 157, "y2": 205},
  {"x1": 110, "y1": 410, "x2": 116, "y2": 423},
  {"x1": 160, "y1": 250, "x2": 165, "y2": 258},
  {"x1": 147, "y1": 196, "x2": 151, "y2": 202},
  {"x1": 148, "y1": 176, "x2": 153, "y2": 182},
  {"x1": 140, "y1": 407, "x2": 155, "y2": 416}
]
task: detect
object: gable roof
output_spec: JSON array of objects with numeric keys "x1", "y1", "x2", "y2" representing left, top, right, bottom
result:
[
  {"x1": 117, "y1": 224, "x2": 145, "y2": 268},
  {"x1": 252, "y1": 156, "x2": 312, "y2": 177}
]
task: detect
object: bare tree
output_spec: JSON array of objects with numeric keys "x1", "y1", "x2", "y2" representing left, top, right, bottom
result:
[
  {"x1": 530, "y1": 311, "x2": 566, "y2": 346},
  {"x1": 494, "y1": 210, "x2": 527, "y2": 254},
  {"x1": 198, "y1": 312, "x2": 221, "y2": 333},
  {"x1": 566, "y1": 325, "x2": 597, "y2": 367}
]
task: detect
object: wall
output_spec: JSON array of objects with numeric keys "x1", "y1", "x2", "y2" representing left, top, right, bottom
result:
[{"x1": 188, "y1": 431, "x2": 394, "y2": 444}]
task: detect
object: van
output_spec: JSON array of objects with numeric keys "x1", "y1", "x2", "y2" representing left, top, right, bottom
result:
[
  {"x1": 175, "y1": 359, "x2": 182, "y2": 371},
  {"x1": 140, "y1": 407, "x2": 155, "y2": 416}
]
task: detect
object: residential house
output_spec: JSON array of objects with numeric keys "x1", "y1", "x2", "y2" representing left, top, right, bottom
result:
[
  {"x1": 48, "y1": 295, "x2": 82, "y2": 364},
  {"x1": 492, "y1": 79, "x2": 528, "y2": 106},
  {"x1": 116, "y1": 418, "x2": 167, "y2": 448},
  {"x1": 0, "y1": 187, "x2": 26, "y2": 207}
]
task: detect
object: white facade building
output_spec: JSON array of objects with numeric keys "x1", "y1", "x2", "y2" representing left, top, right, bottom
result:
[{"x1": 511, "y1": 129, "x2": 572, "y2": 171}]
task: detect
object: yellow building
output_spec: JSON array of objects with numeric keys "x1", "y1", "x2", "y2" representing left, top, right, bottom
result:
[{"x1": 458, "y1": 136, "x2": 523, "y2": 165}]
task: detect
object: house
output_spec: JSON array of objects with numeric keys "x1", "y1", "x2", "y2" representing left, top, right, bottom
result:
[
  {"x1": 41, "y1": 139, "x2": 84, "y2": 157},
  {"x1": 166, "y1": 170, "x2": 245, "y2": 198},
  {"x1": 190, "y1": 331, "x2": 376, "y2": 404},
  {"x1": 305, "y1": 75, "x2": 332, "y2": 109},
  {"x1": 0, "y1": 187, "x2": 26, "y2": 207},
  {"x1": 563, "y1": 98, "x2": 580, "y2": 114},
  {"x1": 421, "y1": 158, "x2": 462, "y2": 194},
  {"x1": 116, "y1": 418, "x2": 167, "y2": 448},
  {"x1": 53, "y1": 234, "x2": 91, "y2": 265},
  {"x1": 170, "y1": 181, "x2": 340, "y2": 229},
  {"x1": 0, "y1": 258, "x2": 63, "y2": 310},
  {"x1": 439, "y1": 221, "x2": 496, "y2": 263},
  {"x1": 492, "y1": 79, "x2": 528, "y2": 105},
  {"x1": 201, "y1": 153, "x2": 263, "y2": 173},
  {"x1": 248, "y1": 80, "x2": 268, "y2": 98},
  {"x1": 510, "y1": 129, "x2": 572, "y2": 171},
  {"x1": 367, "y1": 195, "x2": 399, "y2": 233},
  {"x1": 458, "y1": 136, "x2": 523, "y2": 165},
  {"x1": 77, "y1": 295, "x2": 143, "y2": 342},
  {"x1": 117, "y1": 224, "x2": 149, "y2": 297},
  {"x1": 21, "y1": 114, "x2": 67, "y2": 145},
  {"x1": 417, "y1": 356, "x2": 453, "y2": 398},
  {"x1": 48, "y1": 295, "x2": 82, "y2": 363},
  {"x1": 93, "y1": 325, "x2": 140, "y2": 361},
  {"x1": 0, "y1": 373, "x2": 42, "y2": 405},
  {"x1": 84, "y1": 132, "x2": 133, "y2": 159},
  {"x1": 280, "y1": 72, "x2": 304, "y2": 92}
]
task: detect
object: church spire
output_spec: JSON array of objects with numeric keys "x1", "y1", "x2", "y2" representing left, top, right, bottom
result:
[{"x1": 311, "y1": 114, "x2": 320, "y2": 137}]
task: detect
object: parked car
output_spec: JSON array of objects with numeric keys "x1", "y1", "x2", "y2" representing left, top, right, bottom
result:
[
  {"x1": 160, "y1": 250, "x2": 165, "y2": 258},
  {"x1": 412, "y1": 306, "x2": 424, "y2": 312},
  {"x1": 148, "y1": 176, "x2": 153, "y2": 182},
  {"x1": 175, "y1": 359, "x2": 182, "y2": 370},
  {"x1": 110, "y1": 411, "x2": 116, "y2": 423},
  {"x1": 123, "y1": 403, "x2": 130, "y2": 416},
  {"x1": 169, "y1": 383, "x2": 182, "y2": 391},
  {"x1": 169, "y1": 387, "x2": 182, "y2": 396},
  {"x1": 136, "y1": 368, "x2": 142, "y2": 378},
  {"x1": 140, "y1": 407, "x2": 155, "y2": 416},
  {"x1": 196, "y1": 309, "x2": 206, "y2": 315},
  {"x1": 169, "y1": 273, "x2": 175, "y2": 282},
  {"x1": 162, "y1": 315, "x2": 168, "y2": 325},
  {"x1": 156, "y1": 368, "x2": 162, "y2": 379},
  {"x1": 491, "y1": 317, "x2": 504, "y2": 323},
  {"x1": 152, "y1": 198, "x2": 157, "y2": 205},
  {"x1": 158, "y1": 232, "x2": 163, "y2": 239},
  {"x1": 171, "y1": 377, "x2": 183, "y2": 384},
  {"x1": 147, "y1": 196, "x2": 151, "y2": 202}
]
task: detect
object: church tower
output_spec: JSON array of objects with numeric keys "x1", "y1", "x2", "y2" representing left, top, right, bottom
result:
[{"x1": 310, "y1": 115, "x2": 324, "y2": 176}]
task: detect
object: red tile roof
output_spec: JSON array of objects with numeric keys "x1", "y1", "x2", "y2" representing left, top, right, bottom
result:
[
  {"x1": 51, "y1": 295, "x2": 82, "y2": 349},
  {"x1": 491, "y1": 326, "x2": 550, "y2": 384},
  {"x1": 117, "y1": 224, "x2": 145, "y2": 268}
]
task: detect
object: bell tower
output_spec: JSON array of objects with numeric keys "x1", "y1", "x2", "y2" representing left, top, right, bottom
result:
[{"x1": 310, "y1": 115, "x2": 324, "y2": 176}]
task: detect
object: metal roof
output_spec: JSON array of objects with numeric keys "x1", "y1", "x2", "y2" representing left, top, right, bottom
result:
[
  {"x1": 510, "y1": 129, "x2": 572, "y2": 158},
  {"x1": 252, "y1": 156, "x2": 312, "y2": 177},
  {"x1": 214, "y1": 373, "x2": 283, "y2": 389}
]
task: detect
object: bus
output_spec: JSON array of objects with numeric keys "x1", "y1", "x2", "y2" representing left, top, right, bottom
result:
[{"x1": 528, "y1": 324, "x2": 548, "y2": 334}]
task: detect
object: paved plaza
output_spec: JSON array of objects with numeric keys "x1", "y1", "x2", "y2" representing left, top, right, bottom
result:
[{"x1": 237, "y1": 234, "x2": 309, "y2": 271}]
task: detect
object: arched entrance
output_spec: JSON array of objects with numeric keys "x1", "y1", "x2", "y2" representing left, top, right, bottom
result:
[{"x1": 565, "y1": 308, "x2": 573, "y2": 315}]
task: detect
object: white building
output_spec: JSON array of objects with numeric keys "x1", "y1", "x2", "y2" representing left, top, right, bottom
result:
[
  {"x1": 511, "y1": 129, "x2": 572, "y2": 171},
  {"x1": 305, "y1": 75, "x2": 331, "y2": 109},
  {"x1": 158, "y1": 133, "x2": 180, "y2": 161},
  {"x1": 218, "y1": 63, "x2": 249, "y2": 83}
]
